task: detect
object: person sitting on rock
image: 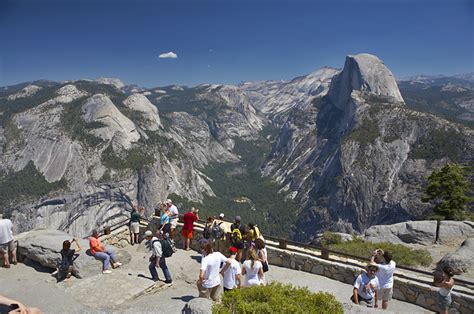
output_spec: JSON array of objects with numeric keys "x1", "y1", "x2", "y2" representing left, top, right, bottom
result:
[
  {"x1": 144, "y1": 230, "x2": 172, "y2": 283},
  {"x1": 57, "y1": 238, "x2": 82, "y2": 282},
  {"x1": 352, "y1": 262, "x2": 379, "y2": 308},
  {"x1": 89, "y1": 229, "x2": 122, "y2": 274},
  {"x1": 0, "y1": 214, "x2": 17, "y2": 268},
  {"x1": 371, "y1": 249, "x2": 396, "y2": 310}
]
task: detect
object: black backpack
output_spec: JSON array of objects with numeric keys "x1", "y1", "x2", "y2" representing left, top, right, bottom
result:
[
  {"x1": 211, "y1": 222, "x2": 223, "y2": 239},
  {"x1": 153, "y1": 238, "x2": 176, "y2": 258},
  {"x1": 203, "y1": 224, "x2": 211, "y2": 239}
]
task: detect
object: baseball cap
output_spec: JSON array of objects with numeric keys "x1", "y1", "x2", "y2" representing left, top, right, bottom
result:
[
  {"x1": 144, "y1": 230, "x2": 153, "y2": 237},
  {"x1": 229, "y1": 246, "x2": 238, "y2": 254},
  {"x1": 219, "y1": 213, "x2": 225, "y2": 219},
  {"x1": 166, "y1": 199, "x2": 172, "y2": 204}
]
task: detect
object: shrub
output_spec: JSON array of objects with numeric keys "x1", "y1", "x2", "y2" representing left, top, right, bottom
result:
[
  {"x1": 320, "y1": 231, "x2": 343, "y2": 247},
  {"x1": 213, "y1": 282, "x2": 343, "y2": 314},
  {"x1": 331, "y1": 238, "x2": 432, "y2": 267}
]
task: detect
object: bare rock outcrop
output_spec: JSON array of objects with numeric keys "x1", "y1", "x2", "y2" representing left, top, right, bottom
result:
[
  {"x1": 437, "y1": 238, "x2": 474, "y2": 274},
  {"x1": 364, "y1": 221, "x2": 437, "y2": 245},
  {"x1": 123, "y1": 93, "x2": 162, "y2": 130},
  {"x1": 82, "y1": 94, "x2": 140, "y2": 150}
]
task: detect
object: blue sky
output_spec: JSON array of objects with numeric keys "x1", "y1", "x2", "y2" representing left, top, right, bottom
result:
[{"x1": 0, "y1": 0, "x2": 473, "y2": 87}]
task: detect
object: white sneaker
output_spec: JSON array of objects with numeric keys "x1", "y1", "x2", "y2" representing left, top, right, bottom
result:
[
  {"x1": 114, "y1": 262, "x2": 122, "y2": 267},
  {"x1": 102, "y1": 270, "x2": 112, "y2": 274}
]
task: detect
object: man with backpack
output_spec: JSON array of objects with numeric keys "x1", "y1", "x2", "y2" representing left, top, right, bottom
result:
[
  {"x1": 144, "y1": 230, "x2": 173, "y2": 284},
  {"x1": 229, "y1": 216, "x2": 246, "y2": 261}
]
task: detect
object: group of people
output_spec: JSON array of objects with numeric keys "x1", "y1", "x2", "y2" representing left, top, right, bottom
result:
[
  {"x1": 351, "y1": 248, "x2": 455, "y2": 314},
  {"x1": 195, "y1": 215, "x2": 269, "y2": 303}
]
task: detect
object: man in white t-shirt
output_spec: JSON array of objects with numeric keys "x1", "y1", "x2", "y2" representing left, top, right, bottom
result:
[
  {"x1": 166, "y1": 199, "x2": 179, "y2": 240},
  {"x1": 221, "y1": 246, "x2": 241, "y2": 292},
  {"x1": 371, "y1": 249, "x2": 396, "y2": 310},
  {"x1": 352, "y1": 263, "x2": 379, "y2": 308},
  {"x1": 0, "y1": 215, "x2": 17, "y2": 269},
  {"x1": 197, "y1": 242, "x2": 231, "y2": 302}
]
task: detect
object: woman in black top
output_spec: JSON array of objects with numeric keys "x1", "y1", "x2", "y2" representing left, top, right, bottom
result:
[{"x1": 58, "y1": 238, "x2": 82, "y2": 282}]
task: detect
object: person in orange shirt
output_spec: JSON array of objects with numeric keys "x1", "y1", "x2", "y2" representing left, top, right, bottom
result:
[{"x1": 89, "y1": 229, "x2": 122, "y2": 274}]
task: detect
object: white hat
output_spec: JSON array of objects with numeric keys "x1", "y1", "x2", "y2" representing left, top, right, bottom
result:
[
  {"x1": 166, "y1": 199, "x2": 172, "y2": 204},
  {"x1": 219, "y1": 213, "x2": 225, "y2": 218},
  {"x1": 144, "y1": 230, "x2": 153, "y2": 237}
]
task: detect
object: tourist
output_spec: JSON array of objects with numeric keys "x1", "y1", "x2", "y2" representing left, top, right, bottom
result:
[
  {"x1": 229, "y1": 216, "x2": 246, "y2": 261},
  {"x1": 57, "y1": 238, "x2": 82, "y2": 282},
  {"x1": 129, "y1": 206, "x2": 141, "y2": 245},
  {"x1": 371, "y1": 249, "x2": 396, "y2": 310},
  {"x1": 182, "y1": 207, "x2": 199, "y2": 250},
  {"x1": 144, "y1": 230, "x2": 172, "y2": 283},
  {"x1": 89, "y1": 229, "x2": 122, "y2": 274},
  {"x1": 166, "y1": 199, "x2": 179, "y2": 240},
  {"x1": 241, "y1": 249, "x2": 263, "y2": 287},
  {"x1": 247, "y1": 223, "x2": 263, "y2": 242},
  {"x1": 255, "y1": 238, "x2": 269, "y2": 275},
  {"x1": 0, "y1": 294, "x2": 42, "y2": 314},
  {"x1": 352, "y1": 262, "x2": 380, "y2": 308},
  {"x1": 0, "y1": 214, "x2": 17, "y2": 268},
  {"x1": 221, "y1": 246, "x2": 241, "y2": 292},
  {"x1": 159, "y1": 206, "x2": 171, "y2": 235},
  {"x1": 434, "y1": 266, "x2": 455, "y2": 314},
  {"x1": 202, "y1": 216, "x2": 214, "y2": 240},
  {"x1": 197, "y1": 242, "x2": 230, "y2": 302}
]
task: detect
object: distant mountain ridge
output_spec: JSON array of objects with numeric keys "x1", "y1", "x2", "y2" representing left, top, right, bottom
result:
[{"x1": 0, "y1": 54, "x2": 472, "y2": 241}]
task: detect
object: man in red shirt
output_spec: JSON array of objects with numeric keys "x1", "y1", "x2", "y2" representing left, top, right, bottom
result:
[{"x1": 182, "y1": 207, "x2": 199, "y2": 250}]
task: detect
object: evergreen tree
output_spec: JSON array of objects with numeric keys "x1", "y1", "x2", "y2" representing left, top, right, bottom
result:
[{"x1": 422, "y1": 162, "x2": 473, "y2": 220}]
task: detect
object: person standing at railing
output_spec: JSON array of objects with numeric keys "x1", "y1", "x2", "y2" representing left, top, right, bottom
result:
[
  {"x1": 159, "y1": 206, "x2": 171, "y2": 236},
  {"x1": 182, "y1": 207, "x2": 199, "y2": 250},
  {"x1": 166, "y1": 199, "x2": 179, "y2": 240},
  {"x1": 434, "y1": 266, "x2": 455, "y2": 314},
  {"x1": 230, "y1": 216, "x2": 246, "y2": 262},
  {"x1": 371, "y1": 249, "x2": 396, "y2": 310},
  {"x1": 129, "y1": 206, "x2": 141, "y2": 245}
]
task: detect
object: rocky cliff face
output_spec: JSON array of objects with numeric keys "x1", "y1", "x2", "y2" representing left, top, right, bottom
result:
[{"x1": 0, "y1": 54, "x2": 472, "y2": 240}]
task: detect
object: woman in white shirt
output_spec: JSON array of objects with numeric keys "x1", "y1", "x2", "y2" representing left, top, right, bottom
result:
[{"x1": 241, "y1": 249, "x2": 263, "y2": 287}]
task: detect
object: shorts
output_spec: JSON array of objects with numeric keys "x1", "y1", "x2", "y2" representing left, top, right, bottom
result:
[
  {"x1": 0, "y1": 240, "x2": 15, "y2": 254},
  {"x1": 170, "y1": 218, "x2": 178, "y2": 228},
  {"x1": 437, "y1": 293, "x2": 452, "y2": 310},
  {"x1": 129, "y1": 222, "x2": 140, "y2": 234},
  {"x1": 378, "y1": 287, "x2": 393, "y2": 301},
  {"x1": 198, "y1": 284, "x2": 222, "y2": 302},
  {"x1": 182, "y1": 228, "x2": 193, "y2": 239}
]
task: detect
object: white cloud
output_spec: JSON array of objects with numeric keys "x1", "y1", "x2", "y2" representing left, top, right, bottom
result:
[{"x1": 159, "y1": 52, "x2": 177, "y2": 59}]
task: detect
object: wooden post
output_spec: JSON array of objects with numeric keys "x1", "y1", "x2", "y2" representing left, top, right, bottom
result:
[{"x1": 279, "y1": 239, "x2": 287, "y2": 249}]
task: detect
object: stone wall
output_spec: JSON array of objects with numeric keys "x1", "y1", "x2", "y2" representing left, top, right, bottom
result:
[{"x1": 140, "y1": 218, "x2": 474, "y2": 313}]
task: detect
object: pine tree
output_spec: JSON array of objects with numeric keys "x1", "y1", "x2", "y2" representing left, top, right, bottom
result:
[{"x1": 422, "y1": 162, "x2": 473, "y2": 220}]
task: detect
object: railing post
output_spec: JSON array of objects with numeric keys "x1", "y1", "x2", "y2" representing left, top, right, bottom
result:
[{"x1": 279, "y1": 239, "x2": 287, "y2": 249}]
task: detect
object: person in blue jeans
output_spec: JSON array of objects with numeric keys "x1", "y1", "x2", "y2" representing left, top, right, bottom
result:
[
  {"x1": 144, "y1": 230, "x2": 172, "y2": 283},
  {"x1": 89, "y1": 229, "x2": 122, "y2": 274}
]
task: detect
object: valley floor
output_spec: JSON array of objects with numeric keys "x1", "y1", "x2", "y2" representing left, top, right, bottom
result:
[{"x1": 0, "y1": 245, "x2": 432, "y2": 314}]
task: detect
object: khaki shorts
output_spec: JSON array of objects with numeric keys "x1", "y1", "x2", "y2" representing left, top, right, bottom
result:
[
  {"x1": 0, "y1": 240, "x2": 15, "y2": 254},
  {"x1": 198, "y1": 284, "x2": 222, "y2": 302},
  {"x1": 170, "y1": 218, "x2": 178, "y2": 228},
  {"x1": 129, "y1": 222, "x2": 140, "y2": 234},
  {"x1": 378, "y1": 287, "x2": 393, "y2": 301}
]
